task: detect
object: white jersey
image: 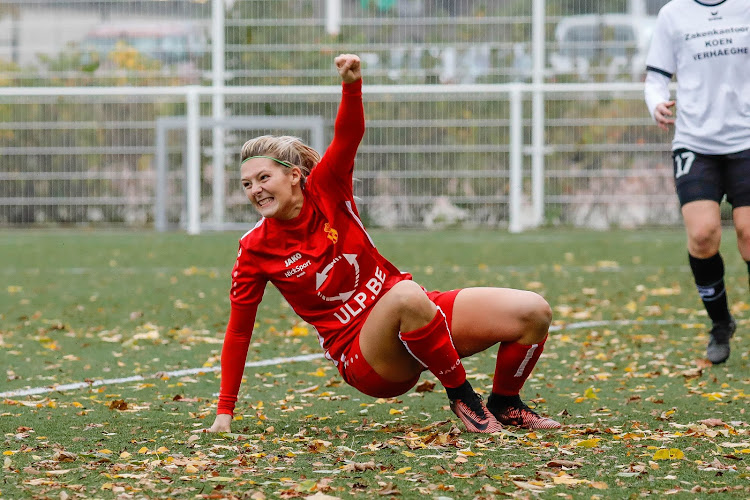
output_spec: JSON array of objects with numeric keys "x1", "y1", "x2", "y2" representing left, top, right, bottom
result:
[{"x1": 644, "y1": 0, "x2": 750, "y2": 154}]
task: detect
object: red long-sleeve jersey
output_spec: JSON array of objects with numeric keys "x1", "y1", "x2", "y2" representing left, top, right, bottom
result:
[{"x1": 218, "y1": 79, "x2": 410, "y2": 415}]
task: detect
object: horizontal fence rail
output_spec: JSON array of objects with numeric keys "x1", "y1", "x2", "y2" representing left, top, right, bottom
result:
[{"x1": 1, "y1": 82, "x2": 678, "y2": 232}]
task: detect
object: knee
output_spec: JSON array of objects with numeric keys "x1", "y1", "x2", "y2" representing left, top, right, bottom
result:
[
  {"x1": 518, "y1": 292, "x2": 552, "y2": 341},
  {"x1": 388, "y1": 280, "x2": 434, "y2": 317},
  {"x1": 736, "y1": 225, "x2": 750, "y2": 253},
  {"x1": 688, "y1": 225, "x2": 721, "y2": 257}
]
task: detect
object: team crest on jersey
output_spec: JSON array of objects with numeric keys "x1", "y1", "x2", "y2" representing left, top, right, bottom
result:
[{"x1": 324, "y1": 223, "x2": 338, "y2": 244}]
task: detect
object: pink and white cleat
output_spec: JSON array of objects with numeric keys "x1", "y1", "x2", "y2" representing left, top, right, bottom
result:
[
  {"x1": 488, "y1": 394, "x2": 561, "y2": 430},
  {"x1": 447, "y1": 381, "x2": 503, "y2": 433}
]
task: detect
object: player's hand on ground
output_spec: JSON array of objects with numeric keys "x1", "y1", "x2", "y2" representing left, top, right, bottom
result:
[
  {"x1": 335, "y1": 54, "x2": 361, "y2": 84},
  {"x1": 193, "y1": 413, "x2": 232, "y2": 433},
  {"x1": 654, "y1": 100, "x2": 676, "y2": 131}
]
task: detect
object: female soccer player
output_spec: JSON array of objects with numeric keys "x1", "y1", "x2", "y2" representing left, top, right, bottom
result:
[
  {"x1": 644, "y1": 0, "x2": 750, "y2": 364},
  {"x1": 206, "y1": 54, "x2": 560, "y2": 434}
]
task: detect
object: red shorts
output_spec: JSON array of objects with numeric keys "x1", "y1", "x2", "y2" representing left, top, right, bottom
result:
[{"x1": 338, "y1": 288, "x2": 461, "y2": 398}]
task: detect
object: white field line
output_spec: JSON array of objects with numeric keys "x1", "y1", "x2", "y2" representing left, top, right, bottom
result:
[
  {"x1": 0, "y1": 353, "x2": 324, "y2": 399},
  {"x1": 0, "y1": 319, "x2": 698, "y2": 399},
  {"x1": 548, "y1": 318, "x2": 691, "y2": 331}
]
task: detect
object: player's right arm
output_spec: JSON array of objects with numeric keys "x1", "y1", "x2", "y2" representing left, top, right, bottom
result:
[
  {"x1": 205, "y1": 240, "x2": 266, "y2": 433},
  {"x1": 206, "y1": 302, "x2": 259, "y2": 433},
  {"x1": 212, "y1": 303, "x2": 259, "y2": 428},
  {"x1": 645, "y1": 71, "x2": 674, "y2": 131},
  {"x1": 643, "y1": 6, "x2": 676, "y2": 132}
]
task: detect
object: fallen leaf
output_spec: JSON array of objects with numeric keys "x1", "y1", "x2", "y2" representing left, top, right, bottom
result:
[
  {"x1": 305, "y1": 493, "x2": 341, "y2": 500},
  {"x1": 652, "y1": 448, "x2": 684, "y2": 460},
  {"x1": 376, "y1": 482, "x2": 401, "y2": 496},
  {"x1": 415, "y1": 380, "x2": 436, "y2": 393},
  {"x1": 341, "y1": 461, "x2": 376, "y2": 472},
  {"x1": 699, "y1": 418, "x2": 725, "y2": 427},
  {"x1": 108, "y1": 400, "x2": 128, "y2": 411},
  {"x1": 576, "y1": 438, "x2": 601, "y2": 448},
  {"x1": 546, "y1": 459, "x2": 583, "y2": 469},
  {"x1": 52, "y1": 451, "x2": 77, "y2": 462}
]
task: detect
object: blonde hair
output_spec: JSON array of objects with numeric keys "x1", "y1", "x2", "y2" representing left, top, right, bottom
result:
[{"x1": 240, "y1": 135, "x2": 321, "y2": 182}]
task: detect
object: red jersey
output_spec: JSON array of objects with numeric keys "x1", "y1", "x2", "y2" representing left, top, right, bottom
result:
[{"x1": 218, "y1": 79, "x2": 410, "y2": 415}]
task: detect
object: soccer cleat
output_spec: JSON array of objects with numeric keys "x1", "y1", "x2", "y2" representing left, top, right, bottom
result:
[
  {"x1": 706, "y1": 317, "x2": 736, "y2": 364},
  {"x1": 447, "y1": 382, "x2": 503, "y2": 433},
  {"x1": 487, "y1": 394, "x2": 561, "y2": 430}
]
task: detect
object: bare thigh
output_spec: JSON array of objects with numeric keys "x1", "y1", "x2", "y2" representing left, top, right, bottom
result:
[{"x1": 358, "y1": 281, "x2": 435, "y2": 383}]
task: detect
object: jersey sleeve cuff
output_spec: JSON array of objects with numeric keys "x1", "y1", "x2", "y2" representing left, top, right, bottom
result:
[
  {"x1": 342, "y1": 78, "x2": 362, "y2": 95},
  {"x1": 646, "y1": 65, "x2": 672, "y2": 79}
]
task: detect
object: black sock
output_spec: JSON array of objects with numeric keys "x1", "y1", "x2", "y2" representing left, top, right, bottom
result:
[
  {"x1": 445, "y1": 380, "x2": 474, "y2": 401},
  {"x1": 487, "y1": 393, "x2": 522, "y2": 410},
  {"x1": 688, "y1": 253, "x2": 731, "y2": 323},
  {"x1": 746, "y1": 260, "x2": 750, "y2": 291}
]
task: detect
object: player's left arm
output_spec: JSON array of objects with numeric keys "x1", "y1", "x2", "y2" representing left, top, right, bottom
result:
[
  {"x1": 643, "y1": 10, "x2": 677, "y2": 131},
  {"x1": 335, "y1": 53, "x2": 361, "y2": 84},
  {"x1": 310, "y1": 55, "x2": 365, "y2": 196}
]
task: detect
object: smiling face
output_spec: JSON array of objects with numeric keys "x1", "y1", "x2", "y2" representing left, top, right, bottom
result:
[{"x1": 240, "y1": 157, "x2": 304, "y2": 220}]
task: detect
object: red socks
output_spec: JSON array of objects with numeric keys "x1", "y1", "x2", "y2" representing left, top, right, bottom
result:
[
  {"x1": 398, "y1": 308, "x2": 466, "y2": 389},
  {"x1": 397, "y1": 310, "x2": 547, "y2": 395},
  {"x1": 492, "y1": 336, "x2": 546, "y2": 396}
]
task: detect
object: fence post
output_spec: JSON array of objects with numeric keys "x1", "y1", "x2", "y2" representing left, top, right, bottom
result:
[
  {"x1": 508, "y1": 86, "x2": 523, "y2": 233},
  {"x1": 326, "y1": 0, "x2": 342, "y2": 36},
  {"x1": 155, "y1": 120, "x2": 167, "y2": 232},
  {"x1": 532, "y1": 0, "x2": 546, "y2": 227},
  {"x1": 186, "y1": 87, "x2": 201, "y2": 235},
  {"x1": 212, "y1": 0, "x2": 226, "y2": 228}
]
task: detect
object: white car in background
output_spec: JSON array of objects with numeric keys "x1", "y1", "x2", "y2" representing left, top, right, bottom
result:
[{"x1": 549, "y1": 14, "x2": 657, "y2": 81}]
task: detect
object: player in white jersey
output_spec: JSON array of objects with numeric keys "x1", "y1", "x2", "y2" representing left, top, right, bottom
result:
[{"x1": 644, "y1": 0, "x2": 750, "y2": 364}]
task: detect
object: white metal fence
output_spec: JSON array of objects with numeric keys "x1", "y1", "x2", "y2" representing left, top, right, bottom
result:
[{"x1": 0, "y1": 0, "x2": 678, "y2": 231}]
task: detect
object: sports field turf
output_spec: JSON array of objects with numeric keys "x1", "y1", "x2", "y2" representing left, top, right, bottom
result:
[{"x1": 1, "y1": 228, "x2": 749, "y2": 498}]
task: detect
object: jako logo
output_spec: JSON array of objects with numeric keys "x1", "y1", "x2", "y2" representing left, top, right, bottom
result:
[
  {"x1": 284, "y1": 252, "x2": 302, "y2": 267},
  {"x1": 438, "y1": 358, "x2": 462, "y2": 376}
]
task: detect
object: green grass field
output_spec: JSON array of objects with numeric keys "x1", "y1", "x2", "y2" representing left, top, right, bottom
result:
[{"x1": 1, "y1": 228, "x2": 749, "y2": 499}]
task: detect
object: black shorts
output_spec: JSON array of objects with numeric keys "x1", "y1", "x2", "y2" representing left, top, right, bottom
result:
[{"x1": 673, "y1": 147, "x2": 750, "y2": 207}]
